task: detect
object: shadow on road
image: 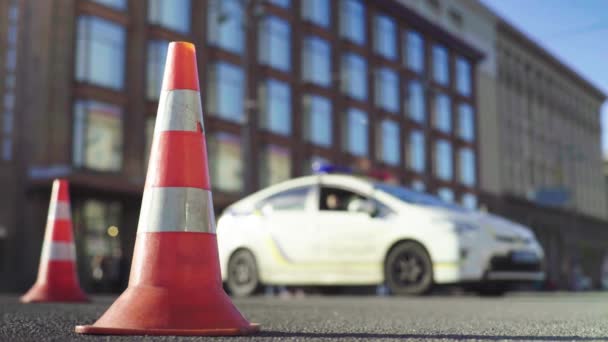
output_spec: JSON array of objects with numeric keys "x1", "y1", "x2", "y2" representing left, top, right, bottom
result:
[{"x1": 260, "y1": 331, "x2": 608, "y2": 341}]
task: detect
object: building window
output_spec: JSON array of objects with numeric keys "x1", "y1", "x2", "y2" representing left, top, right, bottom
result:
[
  {"x1": 461, "y1": 193, "x2": 477, "y2": 209},
  {"x1": 207, "y1": 62, "x2": 244, "y2": 123},
  {"x1": 433, "y1": 93, "x2": 451, "y2": 133},
  {"x1": 7, "y1": 25, "x2": 16, "y2": 45},
  {"x1": 207, "y1": 0, "x2": 244, "y2": 54},
  {"x1": 408, "y1": 130, "x2": 425, "y2": 172},
  {"x1": 76, "y1": 16, "x2": 126, "y2": 90},
  {"x1": 374, "y1": 68, "x2": 399, "y2": 113},
  {"x1": 377, "y1": 120, "x2": 400, "y2": 165},
  {"x1": 73, "y1": 100, "x2": 123, "y2": 172},
  {"x1": 268, "y1": 0, "x2": 290, "y2": 8},
  {"x1": 208, "y1": 132, "x2": 243, "y2": 192},
  {"x1": 458, "y1": 103, "x2": 475, "y2": 141},
  {"x1": 148, "y1": 0, "x2": 191, "y2": 33},
  {"x1": 437, "y1": 187, "x2": 454, "y2": 203},
  {"x1": 343, "y1": 108, "x2": 368, "y2": 157},
  {"x1": 303, "y1": 95, "x2": 332, "y2": 147},
  {"x1": 433, "y1": 44, "x2": 449, "y2": 86},
  {"x1": 2, "y1": 137, "x2": 12, "y2": 161},
  {"x1": 2, "y1": 0, "x2": 18, "y2": 161},
  {"x1": 4, "y1": 95, "x2": 14, "y2": 111},
  {"x1": 373, "y1": 14, "x2": 397, "y2": 60},
  {"x1": 407, "y1": 81, "x2": 425, "y2": 122},
  {"x1": 456, "y1": 56, "x2": 471, "y2": 96},
  {"x1": 5, "y1": 49, "x2": 16, "y2": 71},
  {"x1": 341, "y1": 53, "x2": 367, "y2": 101},
  {"x1": 339, "y1": 0, "x2": 365, "y2": 45},
  {"x1": 302, "y1": 36, "x2": 331, "y2": 87},
  {"x1": 259, "y1": 79, "x2": 291, "y2": 135},
  {"x1": 258, "y1": 16, "x2": 291, "y2": 72},
  {"x1": 459, "y1": 148, "x2": 476, "y2": 186},
  {"x1": 146, "y1": 40, "x2": 169, "y2": 100},
  {"x1": 405, "y1": 30, "x2": 424, "y2": 73},
  {"x1": 91, "y1": 0, "x2": 126, "y2": 10},
  {"x1": 3, "y1": 116, "x2": 14, "y2": 146},
  {"x1": 434, "y1": 139, "x2": 452, "y2": 181},
  {"x1": 302, "y1": 0, "x2": 330, "y2": 27},
  {"x1": 4, "y1": 74, "x2": 15, "y2": 90},
  {"x1": 260, "y1": 145, "x2": 291, "y2": 187}
]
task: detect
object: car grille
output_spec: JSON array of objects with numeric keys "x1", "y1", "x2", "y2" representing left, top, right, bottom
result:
[
  {"x1": 489, "y1": 254, "x2": 542, "y2": 272},
  {"x1": 494, "y1": 234, "x2": 532, "y2": 244}
]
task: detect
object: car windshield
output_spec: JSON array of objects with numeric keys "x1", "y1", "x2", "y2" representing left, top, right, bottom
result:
[{"x1": 374, "y1": 182, "x2": 468, "y2": 212}]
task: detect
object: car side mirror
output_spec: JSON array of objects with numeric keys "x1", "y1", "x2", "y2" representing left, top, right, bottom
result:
[
  {"x1": 348, "y1": 199, "x2": 376, "y2": 216},
  {"x1": 260, "y1": 204, "x2": 274, "y2": 216}
]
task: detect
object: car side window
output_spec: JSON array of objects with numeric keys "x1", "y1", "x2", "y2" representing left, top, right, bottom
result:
[
  {"x1": 258, "y1": 187, "x2": 311, "y2": 212},
  {"x1": 319, "y1": 186, "x2": 366, "y2": 212}
]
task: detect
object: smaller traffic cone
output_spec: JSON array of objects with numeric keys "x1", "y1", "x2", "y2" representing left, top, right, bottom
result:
[{"x1": 21, "y1": 179, "x2": 88, "y2": 303}]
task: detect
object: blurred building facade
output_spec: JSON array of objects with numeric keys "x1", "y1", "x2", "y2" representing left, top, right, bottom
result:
[
  {"x1": 0, "y1": 0, "x2": 483, "y2": 291},
  {"x1": 1, "y1": 0, "x2": 607, "y2": 293},
  {"x1": 0, "y1": 0, "x2": 22, "y2": 289},
  {"x1": 401, "y1": 0, "x2": 608, "y2": 289}
]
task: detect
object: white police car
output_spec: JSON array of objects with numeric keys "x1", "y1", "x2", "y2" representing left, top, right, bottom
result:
[{"x1": 217, "y1": 173, "x2": 544, "y2": 296}]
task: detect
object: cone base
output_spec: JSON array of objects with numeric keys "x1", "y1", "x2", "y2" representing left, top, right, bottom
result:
[
  {"x1": 73, "y1": 284, "x2": 259, "y2": 336},
  {"x1": 74, "y1": 233, "x2": 257, "y2": 336},
  {"x1": 20, "y1": 282, "x2": 89, "y2": 303},
  {"x1": 74, "y1": 323, "x2": 260, "y2": 336}
]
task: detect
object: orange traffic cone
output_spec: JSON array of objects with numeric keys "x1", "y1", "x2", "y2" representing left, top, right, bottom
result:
[
  {"x1": 75, "y1": 42, "x2": 259, "y2": 336},
  {"x1": 21, "y1": 179, "x2": 88, "y2": 303}
]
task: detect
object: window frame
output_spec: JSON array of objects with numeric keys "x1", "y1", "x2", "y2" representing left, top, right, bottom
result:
[
  {"x1": 75, "y1": 15, "x2": 126, "y2": 91},
  {"x1": 258, "y1": 78, "x2": 292, "y2": 136},
  {"x1": 258, "y1": 15, "x2": 291, "y2": 72},
  {"x1": 377, "y1": 119, "x2": 400, "y2": 166},
  {"x1": 343, "y1": 108, "x2": 369, "y2": 157},
  {"x1": 72, "y1": 100, "x2": 124, "y2": 173},
  {"x1": 301, "y1": 0, "x2": 330, "y2": 28},
  {"x1": 373, "y1": 13, "x2": 397, "y2": 60},
  {"x1": 303, "y1": 94, "x2": 332, "y2": 147},
  {"x1": 148, "y1": 0, "x2": 191, "y2": 34},
  {"x1": 302, "y1": 35, "x2": 332, "y2": 87},
  {"x1": 339, "y1": 0, "x2": 366, "y2": 45}
]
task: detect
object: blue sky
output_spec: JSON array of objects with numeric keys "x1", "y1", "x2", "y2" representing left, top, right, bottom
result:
[{"x1": 479, "y1": 0, "x2": 608, "y2": 158}]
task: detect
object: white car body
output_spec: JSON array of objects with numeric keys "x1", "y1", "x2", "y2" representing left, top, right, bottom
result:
[{"x1": 217, "y1": 174, "x2": 545, "y2": 287}]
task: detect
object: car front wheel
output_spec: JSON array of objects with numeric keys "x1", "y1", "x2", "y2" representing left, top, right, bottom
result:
[
  {"x1": 226, "y1": 249, "x2": 261, "y2": 297},
  {"x1": 385, "y1": 242, "x2": 433, "y2": 296}
]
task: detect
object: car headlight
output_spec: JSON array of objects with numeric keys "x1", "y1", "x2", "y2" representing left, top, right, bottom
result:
[
  {"x1": 434, "y1": 220, "x2": 480, "y2": 235},
  {"x1": 452, "y1": 222, "x2": 480, "y2": 235}
]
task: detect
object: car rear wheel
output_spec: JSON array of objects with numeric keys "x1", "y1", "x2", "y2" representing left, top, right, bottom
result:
[
  {"x1": 227, "y1": 249, "x2": 261, "y2": 297},
  {"x1": 385, "y1": 242, "x2": 433, "y2": 296}
]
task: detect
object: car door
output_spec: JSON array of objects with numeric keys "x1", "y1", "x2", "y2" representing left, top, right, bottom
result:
[
  {"x1": 258, "y1": 186, "x2": 323, "y2": 265},
  {"x1": 316, "y1": 186, "x2": 389, "y2": 265}
]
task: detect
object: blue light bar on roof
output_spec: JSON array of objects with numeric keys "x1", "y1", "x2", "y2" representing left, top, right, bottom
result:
[{"x1": 312, "y1": 163, "x2": 353, "y2": 174}]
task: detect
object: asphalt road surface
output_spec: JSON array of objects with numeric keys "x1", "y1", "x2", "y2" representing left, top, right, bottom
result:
[{"x1": 2, "y1": 292, "x2": 608, "y2": 341}]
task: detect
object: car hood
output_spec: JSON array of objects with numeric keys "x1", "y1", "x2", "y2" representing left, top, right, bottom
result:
[
  {"x1": 403, "y1": 205, "x2": 536, "y2": 241},
  {"x1": 471, "y1": 211, "x2": 536, "y2": 241}
]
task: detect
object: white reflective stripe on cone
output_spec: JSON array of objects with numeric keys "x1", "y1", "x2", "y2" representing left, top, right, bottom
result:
[
  {"x1": 47, "y1": 201, "x2": 71, "y2": 221},
  {"x1": 41, "y1": 241, "x2": 76, "y2": 261},
  {"x1": 137, "y1": 187, "x2": 216, "y2": 233},
  {"x1": 155, "y1": 90, "x2": 204, "y2": 133}
]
